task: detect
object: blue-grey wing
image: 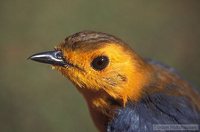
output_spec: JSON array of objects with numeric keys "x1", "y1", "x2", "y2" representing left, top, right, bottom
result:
[{"x1": 107, "y1": 93, "x2": 200, "y2": 132}]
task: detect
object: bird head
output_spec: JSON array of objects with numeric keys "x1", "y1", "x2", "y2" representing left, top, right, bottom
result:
[{"x1": 29, "y1": 31, "x2": 153, "y2": 110}]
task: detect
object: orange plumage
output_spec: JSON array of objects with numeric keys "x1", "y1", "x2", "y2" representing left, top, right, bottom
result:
[{"x1": 29, "y1": 31, "x2": 200, "y2": 132}]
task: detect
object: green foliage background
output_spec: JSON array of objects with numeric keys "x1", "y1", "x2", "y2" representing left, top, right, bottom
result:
[{"x1": 0, "y1": 0, "x2": 199, "y2": 132}]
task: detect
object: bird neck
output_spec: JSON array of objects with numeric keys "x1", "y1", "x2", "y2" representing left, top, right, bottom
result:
[{"x1": 77, "y1": 88, "x2": 118, "y2": 132}]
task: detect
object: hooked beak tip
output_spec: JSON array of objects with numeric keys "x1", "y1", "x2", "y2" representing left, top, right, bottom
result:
[{"x1": 27, "y1": 55, "x2": 35, "y2": 60}]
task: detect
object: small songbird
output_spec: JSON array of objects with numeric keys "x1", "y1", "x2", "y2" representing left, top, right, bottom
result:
[{"x1": 29, "y1": 31, "x2": 200, "y2": 132}]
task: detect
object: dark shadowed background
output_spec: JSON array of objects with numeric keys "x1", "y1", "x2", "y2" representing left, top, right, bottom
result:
[{"x1": 0, "y1": 0, "x2": 199, "y2": 132}]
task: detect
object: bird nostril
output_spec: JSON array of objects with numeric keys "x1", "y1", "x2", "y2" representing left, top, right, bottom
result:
[{"x1": 55, "y1": 51, "x2": 63, "y2": 59}]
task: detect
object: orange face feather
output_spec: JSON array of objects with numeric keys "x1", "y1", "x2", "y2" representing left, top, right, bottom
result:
[{"x1": 56, "y1": 42, "x2": 152, "y2": 104}]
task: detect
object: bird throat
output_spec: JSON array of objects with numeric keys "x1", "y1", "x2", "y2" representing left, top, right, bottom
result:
[{"x1": 77, "y1": 87, "x2": 123, "y2": 132}]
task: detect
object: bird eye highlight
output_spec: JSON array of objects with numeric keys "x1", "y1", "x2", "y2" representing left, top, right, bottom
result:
[{"x1": 91, "y1": 56, "x2": 109, "y2": 71}]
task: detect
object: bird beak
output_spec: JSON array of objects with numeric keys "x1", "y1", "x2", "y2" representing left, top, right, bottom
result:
[{"x1": 28, "y1": 50, "x2": 67, "y2": 67}]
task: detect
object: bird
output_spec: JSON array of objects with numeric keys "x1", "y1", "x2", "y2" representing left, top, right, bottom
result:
[{"x1": 29, "y1": 31, "x2": 200, "y2": 132}]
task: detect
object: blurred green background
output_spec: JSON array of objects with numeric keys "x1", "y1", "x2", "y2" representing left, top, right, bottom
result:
[{"x1": 0, "y1": 0, "x2": 199, "y2": 132}]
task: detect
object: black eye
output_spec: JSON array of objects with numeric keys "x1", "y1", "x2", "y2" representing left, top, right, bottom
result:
[{"x1": 91, "y1": 56, "x2": 109, "y2": 71}]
